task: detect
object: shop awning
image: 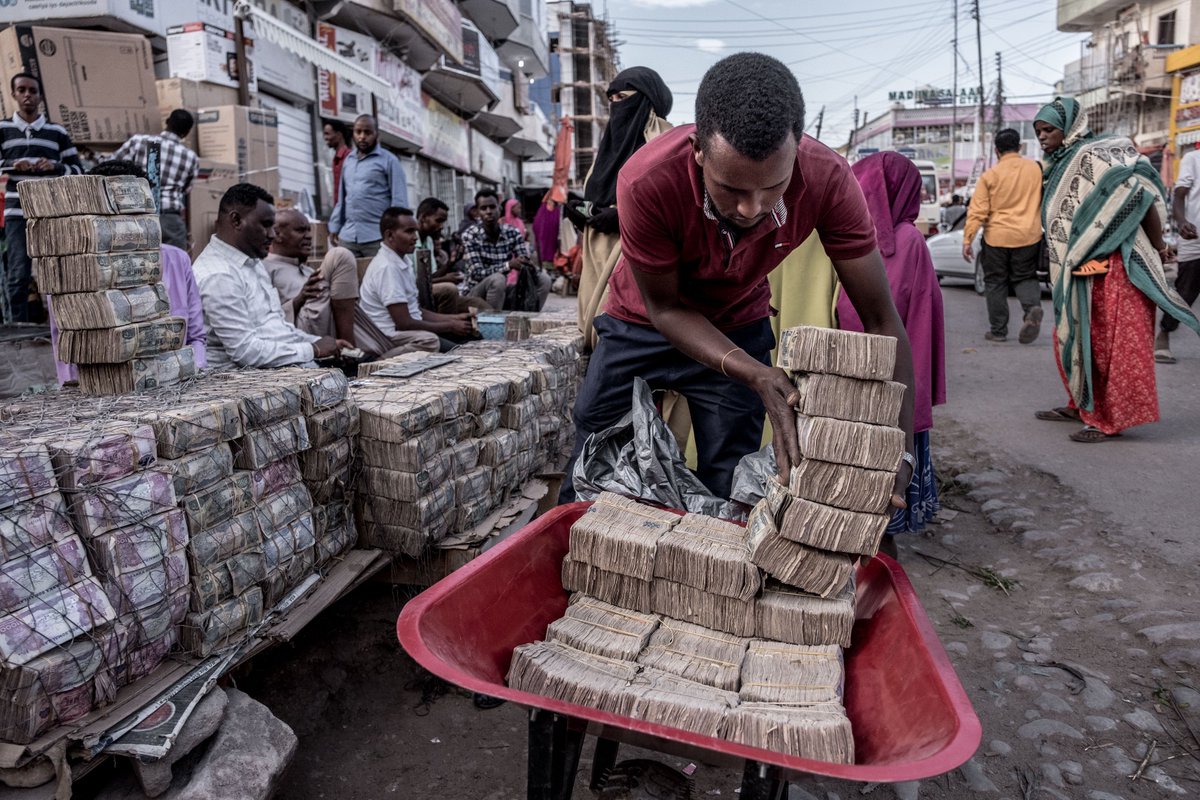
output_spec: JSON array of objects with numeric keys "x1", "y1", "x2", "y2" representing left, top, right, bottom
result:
[{"x1": 234, "y1": 1, "x2": 391, "y2": 99}]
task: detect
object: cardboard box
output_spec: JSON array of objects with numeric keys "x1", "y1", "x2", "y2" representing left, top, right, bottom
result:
[
  {"x1": 195, "y1": 105, "x2": 279, "y2": 194},
  {"x1": 166, "y1": 23, "x2": 256, "y2": 93},
  {"x1": 0, "y1": 25, "x2": 159, "y2": 145},
  {"x1": 156, "y1": 78, "x2": 240, "y2": 152},
  {"x1": 186, "y1": 175, "x2": 239, "y2": 262},
  {"x1": 0, "y1": 1, "x2": 162, "y2": 37},
  {"x1": 196, "y1": 158, "x2": 238, "y2": 184}
]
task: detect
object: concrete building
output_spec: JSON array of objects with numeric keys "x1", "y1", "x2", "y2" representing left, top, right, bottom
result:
[
  {"x1": 1058, "y1": 0, "x2": 1193, "y2": 155},
  {"x1": 526, "y1": 1, "x2": 619, "y2": 188},
  {"x1": 849, "y1": 102, "x2": 1044, "y2": 194}
]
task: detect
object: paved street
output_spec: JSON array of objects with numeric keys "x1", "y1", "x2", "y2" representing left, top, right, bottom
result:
[{"x1": 935, "y1": 277, "x2": 1200, "y2": 566}]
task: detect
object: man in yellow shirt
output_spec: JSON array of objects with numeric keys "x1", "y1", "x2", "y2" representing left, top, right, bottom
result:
[{"x1": 962, "y1": 128, "x2": 1045, "y2": 343}]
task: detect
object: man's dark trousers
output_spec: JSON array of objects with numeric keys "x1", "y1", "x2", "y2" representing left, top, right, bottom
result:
[
  {"x1": 981, "y1": 240, "x2": 1040, "y2": 337},
  {"x1": 1161, "y1": 258, "x2": 1200, "y2": 333},
  {"x1": 4, "y1": 217, "x2": 30, "y2": 322},
  {"x1": 560, "y1": 314, "x2": 774, "y2": 503}
]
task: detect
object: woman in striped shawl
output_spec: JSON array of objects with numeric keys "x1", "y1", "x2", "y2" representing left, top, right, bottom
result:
[{"x1": 1033, "y1": 97, "x2": 1200, "y2": 442}]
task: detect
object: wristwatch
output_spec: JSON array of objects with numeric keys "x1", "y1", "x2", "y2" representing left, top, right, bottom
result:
[{"x1": 900, "y1": 451, "x2": 917, "y2": 471}]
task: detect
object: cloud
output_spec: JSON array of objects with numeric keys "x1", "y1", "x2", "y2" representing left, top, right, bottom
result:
[
  {"x1": 696, "y1": 38, "x2": 726, "y2": 54},
  {"x1": 629, "y1": 0, "x2": 717, "y2": 7}
]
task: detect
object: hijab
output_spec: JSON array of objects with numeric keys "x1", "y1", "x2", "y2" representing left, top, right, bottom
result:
[
  {"x1": 583, "y1": 67, "x2": 673, "y2": 207},
  {"x1": 502, "y1": 199, "x2": 527, "y2": 236},
  {"x1": 850, "y1": 151, "x2": 923, "y2": 258}
]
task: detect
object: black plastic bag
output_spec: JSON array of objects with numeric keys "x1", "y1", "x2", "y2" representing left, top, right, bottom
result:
[{"x1": 571, "y1": 378, "x2": 739, "y2": 518}]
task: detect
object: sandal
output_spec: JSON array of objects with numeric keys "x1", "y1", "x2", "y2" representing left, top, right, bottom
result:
[
  {"x1": 1069, "y1": 426, "x2": 1120, "y2": 443},
  {"x1": 1035, "y1": 407, "x2": 1080, "y2": 422},
  {"x1": 1072, "y1": 258, "x2": 1109, "y2": 277},
  {"x1": 1155, "y1": 349, "x2": 1177, "y2": 364}
]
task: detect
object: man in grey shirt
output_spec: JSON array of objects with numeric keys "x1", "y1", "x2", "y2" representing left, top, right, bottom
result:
[{"x1": 328, "y1": 114, "x2": 409, "y2": 259}]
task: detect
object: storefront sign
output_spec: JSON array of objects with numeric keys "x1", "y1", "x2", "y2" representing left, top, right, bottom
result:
[
  {"x1": 421, "y1": 93, "x2": 469, "y2": 172},
  {"x1": 249, "y1": 0, "x2": 314, "y2": 101},
  {"x1": 1180, "y1": 70, "x2": 1200, "y2": 105},
  {"x1": 376, "y1": 50, "x2": 426, "y2": 149},
  {"x1": 317, "y1": 22, "x2": 375, "y2": 123},
  {"x1": 396, "y1": 0, "x2": 463, "y2": 65},
  {"x1": 888, "y1": 87, "x2": 981, "y2": 106},
  {"x1": 471, "y1": 128, "x2": 504, "y2": 182}
]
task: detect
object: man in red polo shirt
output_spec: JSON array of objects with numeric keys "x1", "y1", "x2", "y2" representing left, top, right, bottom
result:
[{"x1": 563, "y1": 53, "x2": 917, "y2": 504}]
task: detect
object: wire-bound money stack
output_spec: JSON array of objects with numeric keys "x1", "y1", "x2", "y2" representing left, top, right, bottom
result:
[
  {"x1": 0, "y1": 440, "x2": 118, "y2": 743},
  {"x1": 20, "y1": 175, "x2": 195, "y2": 396},
  {"x1": 0, "y1": 368, "x2": 365, "y2": 740},
  {"x1": 352, "y1": 328, "x2": 583, "y2": 557},
  {"x1": 747, "y1": 325, "x2": 904, "y2": 598}
]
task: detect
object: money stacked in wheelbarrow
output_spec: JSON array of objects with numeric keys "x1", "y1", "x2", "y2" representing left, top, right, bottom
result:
[
  {"x1": 747, "y1": 325, "x2": 904, "y2": 598},
  {"x1": 351, "y1": 329, "x2": 584, "y2": 557},
  {"x1": 20, "y1": 175, "x2": 195, "y2": 396},
  {"x1": 509, "y1": 596, "x2": 854, "y2": 761}
]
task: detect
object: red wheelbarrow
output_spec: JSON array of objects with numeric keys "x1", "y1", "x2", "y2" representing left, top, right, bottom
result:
[{"x1": 397, "y1": 503, "x2": 981, "y2": 799}]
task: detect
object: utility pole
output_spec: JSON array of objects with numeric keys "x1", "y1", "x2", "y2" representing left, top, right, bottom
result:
[
  {"x1": 971, "y1": 0, "x2": 984, "y2": 173},
  {"x1": 951, "y1": 0, "x2": 958, "y2": 193},
  {"x1": 851, "y1": 95, "x2": 859, "y2": 154},
  {"x1": 994, "y1": 51, "x2": 1004, "y2": 146},
  {"x1": 814, "y1": 106, "x2": 825, "y2": 141}
]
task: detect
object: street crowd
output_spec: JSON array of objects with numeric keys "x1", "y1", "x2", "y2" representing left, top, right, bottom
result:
[
  {"x1": 3, "y1": 71, "x2": 556, "y2": 375},
  {"x1": 5, "y1": 51, "x2": 1200, "y2": 556}
]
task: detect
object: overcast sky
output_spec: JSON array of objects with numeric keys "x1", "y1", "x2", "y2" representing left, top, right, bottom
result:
[{"x1": 597, "y1": 0, "x2": 1086, "y2": 147}]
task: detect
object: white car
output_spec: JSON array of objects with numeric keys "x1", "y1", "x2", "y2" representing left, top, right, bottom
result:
[{"x1": 926, "y1": 229, "x2": 984, "y2": 294}]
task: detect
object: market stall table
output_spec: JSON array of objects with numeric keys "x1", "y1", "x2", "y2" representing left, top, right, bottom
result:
[{"x1": 398, "y1": 503, "x2": 981, "y2": 799}]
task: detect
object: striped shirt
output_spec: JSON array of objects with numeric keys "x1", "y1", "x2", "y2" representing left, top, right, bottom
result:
[
  {"x1": 1, "y1": 114, "x2": 83, "y2": 220},
  {"x1": 112, "y1": 131, "x2": 199, "y2": 213}
]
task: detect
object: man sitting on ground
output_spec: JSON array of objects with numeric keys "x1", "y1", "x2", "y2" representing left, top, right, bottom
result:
[
  {"x1": 461, "y1": 188, "x2": 551, "y2": 310},
  {"x1": 265, "y1": 207, "x2": 359, "y2": 344},
  {"x1": 357, "y1": 206, "x2": 475, "y2": 356},
  {"x1": 416, "y1": 196, "x2": 490, "y2": 313},
  {"x1": 193, "y1": 183, "x2": 351, "y2": 367}
]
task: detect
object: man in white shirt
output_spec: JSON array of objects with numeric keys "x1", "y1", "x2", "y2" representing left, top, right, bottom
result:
[
  {"x1": 356, "y1": 206, "x2": 474, "y2": 356},
  {"x1": 1156, "y1": 146, "x2": 1200, "y2": 364},
  {"x1": 193, "y1": 183, "x2": 351, "y2": 368}
]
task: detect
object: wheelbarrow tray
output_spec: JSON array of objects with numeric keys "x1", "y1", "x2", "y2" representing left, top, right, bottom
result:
[{"x1": 397, "y1": 503, "x2": 981, "y2": 783}]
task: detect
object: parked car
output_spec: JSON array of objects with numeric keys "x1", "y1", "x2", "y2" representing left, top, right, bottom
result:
[{"x1": 927, "y1": 229, "x2": 985, "y2": 293}]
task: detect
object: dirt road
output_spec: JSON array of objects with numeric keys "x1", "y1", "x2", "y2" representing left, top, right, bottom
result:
[{"x1": 238, "y1": 285, "x2": 1199, "y2": 799}]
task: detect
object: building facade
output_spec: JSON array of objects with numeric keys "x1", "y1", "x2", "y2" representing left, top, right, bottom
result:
[
  {"x1": 1058, "y1": 0, "x2": 1195, "y2": 155},
  {"x1": 849, "y1": 103, "x2": 1044, "y2": 194},
  {"x1": 0, "y1": 0, "x2": 563, "y2": 229}
]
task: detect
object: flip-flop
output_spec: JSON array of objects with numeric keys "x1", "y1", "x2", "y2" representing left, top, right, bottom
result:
[
  {"x1": 1069, "y1": 426, "x2": 1120, "y2": 443},
  {"x1": 1035, "y1": 407, "x2": 1080, "y2": 422},
  {"x1": 1155, "y1": 349, "x2": 1177, "y2": 364}
]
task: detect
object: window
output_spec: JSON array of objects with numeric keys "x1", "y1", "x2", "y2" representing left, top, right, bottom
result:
[{"x1": 1158, "y1": 11, "x2": 1176, "y2": 45}]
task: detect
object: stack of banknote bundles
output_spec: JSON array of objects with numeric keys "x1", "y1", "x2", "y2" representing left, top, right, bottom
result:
[
  {"x1": 0, "y1": 431, "x2": 139, "y2": 742},
  {"x1": 651, "y1": 513, "x2": 760, "y2": 636},
  {"x1": 20, "y1": 175, "x2": 196, "y2": 396},
  {"x1": 636, "y1": 619, "x2": 750, "y2": 692},
  {"x1": 746, "y1": 325, "x2": 903, "y2": 597},
  {"x1": 40, "y1": 421, "x2": 187, "y2": 687},
  {"x1": 0, "y1": 440, "x2": 113, "y2": 742},
  {"x1": 507, "y1": 640, "x2": 643, "y2": 714},
  {"x1": 351, "y1": 329, "x2": 583, "y2": 556},
  {"x1": 755, "y1": 579, "x2": 856, "y2": 648},
  {"x1": 544, "y1": 595, "x2": 661, "y2": 661},
  {"x1": 721, "y1": 703, "x2": 855, "y2": 764},
  {"x1": 563, "y1": 493, "x2": 678, "y2": 613}
]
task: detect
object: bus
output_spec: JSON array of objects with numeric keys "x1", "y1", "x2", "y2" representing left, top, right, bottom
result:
[{"x1": 910, "y1": 159, "x2": 940, "y2": 237}]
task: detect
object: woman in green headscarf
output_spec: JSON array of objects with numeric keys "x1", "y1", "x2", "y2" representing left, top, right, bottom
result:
[{"x1": 1032, "y1": 97, "x2": 1200, "y2": 442}]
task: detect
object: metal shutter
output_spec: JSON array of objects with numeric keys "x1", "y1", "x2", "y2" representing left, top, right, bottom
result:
[{"x1": 258, "y1": 94, "x2": 317, "y2": 210}]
